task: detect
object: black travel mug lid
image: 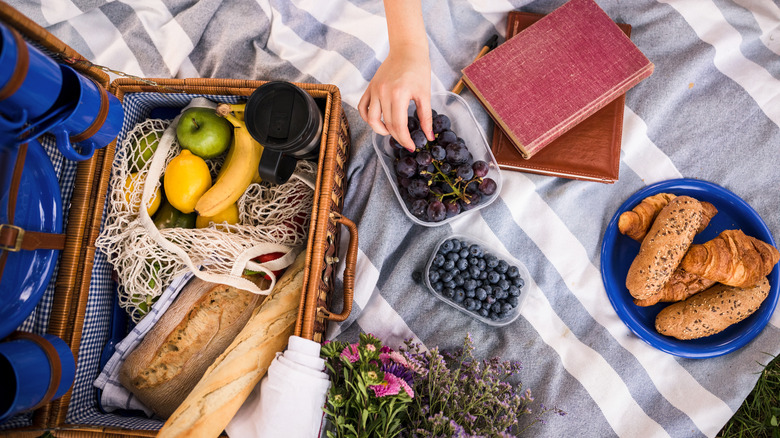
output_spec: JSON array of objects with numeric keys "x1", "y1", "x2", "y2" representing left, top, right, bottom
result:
[{"x1": 244, "y1": 81, "x2": 320, "y2": 154}]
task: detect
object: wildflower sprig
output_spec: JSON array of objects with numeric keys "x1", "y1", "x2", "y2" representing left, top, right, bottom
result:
[
  {"x1": 322, "y1": 333, "x2": 415, "y2": 438},
  {"x1": 400, "y1": 333, "x2": 566, "y2": 437}
]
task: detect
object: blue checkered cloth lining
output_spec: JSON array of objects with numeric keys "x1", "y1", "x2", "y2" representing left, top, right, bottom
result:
[
  {"x1": 93, "y1": 270, "x2": 194, "y2": 418},
  {"x1": 1, "y1": 92, "x2": 243, "y2": 432}
]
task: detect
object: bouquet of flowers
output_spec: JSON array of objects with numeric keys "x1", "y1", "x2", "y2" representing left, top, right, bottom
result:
[{"x1": 321, "y1": 333, "x2": 416, "y2": 438}]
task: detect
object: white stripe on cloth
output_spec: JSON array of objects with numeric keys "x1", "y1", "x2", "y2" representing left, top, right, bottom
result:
[
  {"x1": 732, "y1": 0, "x2": 780, "y2": 56},
  {"x1": 118, "y1": 0, "x2": 200, "y2": 78},
  {"x1": 93, "y1": 271, "x2": 195, "y2": 416},
  {"x1": 40, "y1": 0, "x2": 145, "y2": 77},
  {"x1": 621, "y1": 106, "x2": 684, "y2": 184},
  {"x1": 660, "y1": 0, "x2": 780, "y2": 128},
  {"x1": 498, "y1": 172, "x2": 733, "y2": 438}
]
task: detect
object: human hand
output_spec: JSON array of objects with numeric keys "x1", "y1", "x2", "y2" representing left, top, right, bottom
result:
[{"x1": 358, "y1": 49, "x2": 434, "y2": 151}]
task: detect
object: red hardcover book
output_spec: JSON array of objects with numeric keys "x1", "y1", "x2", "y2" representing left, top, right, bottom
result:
[
  {"x1": 489, "y1": 11, "x2": 632, "y2": 183},
  {"x1": 461, "y1": 0, "x2": 653, "y2": 160}
]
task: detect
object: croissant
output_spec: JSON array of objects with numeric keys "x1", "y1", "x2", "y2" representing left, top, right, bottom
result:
[
  {"x1": 680, "y1": 229, "x2": 780, "y2": 288},
  {"x1": 633, "y1": 268, "x2": 716, "y2": 306},
  {"x1": 619, "y1": 193, "x2": 718, "y2": 241}
]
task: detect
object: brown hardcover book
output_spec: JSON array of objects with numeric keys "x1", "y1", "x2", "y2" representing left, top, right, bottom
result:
[
  {"x1": 488, "y1": 10, "x2": 633, "y2": 183},
  {"x1": 461, "y1": 0, "x2": 653, "y2": 162}
]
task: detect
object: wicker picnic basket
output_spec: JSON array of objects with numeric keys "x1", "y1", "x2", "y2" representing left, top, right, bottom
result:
[{"x1": 0, "y1": 2, "x2": 355, "y2": 436}]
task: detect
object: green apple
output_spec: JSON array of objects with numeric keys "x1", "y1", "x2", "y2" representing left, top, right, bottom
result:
[
  {"x1": 130, "y1": 130, "x2": 160, "y2": 172},
  {"x1": 175, "y1": 107, "x2": 232, "y2": 159}
]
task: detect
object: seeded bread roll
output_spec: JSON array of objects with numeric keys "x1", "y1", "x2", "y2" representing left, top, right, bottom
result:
[
  {"x1": 655, "y1": 277, "x2": 770, "y2": 340},
  {"x1": 626, "y1": 196, "x2": 704, "y2": 301}
]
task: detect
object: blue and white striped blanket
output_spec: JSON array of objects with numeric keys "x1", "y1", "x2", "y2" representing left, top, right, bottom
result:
[{"x1": 5, "y1": 0, "x2": 780, "y2": 437}]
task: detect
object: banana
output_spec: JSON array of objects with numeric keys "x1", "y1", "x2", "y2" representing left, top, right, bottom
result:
[{"x1": 194, "y1": 104, "x2": 263, "y2": 217}]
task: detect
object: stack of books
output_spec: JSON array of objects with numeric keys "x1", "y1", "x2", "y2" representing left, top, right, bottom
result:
[{"x1": 460, "y1": 0, "x2": 654, "y2": 183}]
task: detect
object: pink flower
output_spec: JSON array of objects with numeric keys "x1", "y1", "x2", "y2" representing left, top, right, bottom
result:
[
  {"x1": 380, "y1": 351, "x2": 409, "y2": 368},
  {"x1": 340, "y1": 343, "x2": 360, "y2": 363},
  {"x1": 365, "y1": 344, "x2": 376, "y2": 352},
  {"x1": 399, "y1": 378, "x2": 414, "y2": 398},
  {"x1": 370, "y1": 373, "x2": 402, "y2": 397}
]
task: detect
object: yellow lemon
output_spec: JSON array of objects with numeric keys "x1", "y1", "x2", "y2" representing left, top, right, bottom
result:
[
  {"x1": 163, "y1": 150, "x2": 212, "y2": 213},
  {"x1": 196, "y1": 202, "x2": 240, "y2": 229},
  {"x1": 123, "y1": 172, "x2": 161, "y2": 216}
]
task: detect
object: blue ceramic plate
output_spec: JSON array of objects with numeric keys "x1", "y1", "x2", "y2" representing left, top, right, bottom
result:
[
  {"x1": 0, "y1": 139, "x2": 62, "y2": 339},
  {"x1": 601, "y1": 179, "x2": 779, "y2": 359}
]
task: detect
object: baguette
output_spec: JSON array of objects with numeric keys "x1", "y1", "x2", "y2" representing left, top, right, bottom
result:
[
  {"x1": 119, "y1": 275, "x2": 266, "y2": 418},
  {"x1": 655, "y1": 277, "x2": 770, "y2": 340},
  {"x1": 626, "y1": 196, "x2": 704, "y2": 300},
  {"x1": 157, "y1": 249, "x2": 306, "y2": 438}
]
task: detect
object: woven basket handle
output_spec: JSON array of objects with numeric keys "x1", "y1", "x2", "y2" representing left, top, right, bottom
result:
[{"x1": 319, "y1": 212, "x2": 357, "y2": 322}]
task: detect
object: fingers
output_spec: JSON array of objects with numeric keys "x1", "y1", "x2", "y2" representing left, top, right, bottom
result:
[
  {"x1": 389, "y1": 97, "x2": 415, "y2": 151},
  {"x1": 414, "y1": 96, "x2": 434, "y2": 142},
  {"x1": 359, "y1": 89, "x2": 390, "y2": 137}
]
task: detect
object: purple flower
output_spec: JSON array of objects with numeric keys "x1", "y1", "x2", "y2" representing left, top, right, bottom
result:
[
  {"x1": 371, "y1": 373, "x2": 402, "y2": 397},
  {"x1": 381, "y1": 361, "x2": 415, "y2": 389},
  {"x1": 340, "y1": 343, "x2": 360, "y2": 363}
]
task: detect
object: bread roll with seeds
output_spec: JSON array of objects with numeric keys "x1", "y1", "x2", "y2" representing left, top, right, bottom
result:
[
  {"x1": 655, "y1": 277, "x2": 770, "y2": 340},
  {"x1": 626, "y1": 196, "x2": 704, "y2": 301}
]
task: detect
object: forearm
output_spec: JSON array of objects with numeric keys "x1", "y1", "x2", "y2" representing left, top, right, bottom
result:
[{"x1": 383, "y1": 0, "x2": 429, "y2": 56}]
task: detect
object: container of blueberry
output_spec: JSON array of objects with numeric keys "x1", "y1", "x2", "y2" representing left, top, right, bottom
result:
[
  {"x1": 424, "y1": 234, "x2": 529, "y2": 326},
  {"x1": 372, "y1": 91, "x2": 502, "y2": 226}
]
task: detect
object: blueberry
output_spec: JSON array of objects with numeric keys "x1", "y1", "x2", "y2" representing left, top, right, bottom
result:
[
  {"x1": 506, "y1": 265, "x2": 520, "y2": 278},
  {"x1": 464, "y1": 279, "x2": 478, "y2": 291},
  {"x1": 466, "y1": 288, "x2": 476, "y2": 298},
  {"x1": 485, "y1": 254, "x2": 498, "y2": 268},
  {"x1": 453, "y1": 275, "x2": 465, "y2": 287},
  {"x1": 444, "y1": 280, "x2": 457, "y2": 290},
  {"x1": 489, "y1": 312, "x2": 501, "y2": 321},
  {"x1": 428, "y1": 270, "x2": 440, "y2": 283},
  {"x1": 456, "y1": 258, "x2": 469, "y2": 271},
  {"x1": 498, "y1": 279, "x2": 510, "y2": 291},
  {"x1": 488, "y1": 271, "x2": 500, "y2": 284},
  {"x1": 473, "y1": 300, "x2": 482, "y2": 311},
  {"x1": 440, "y1": 239, "x2": 454, "y2": 253},
  {"x1": 464, "y1": 298, "x2": 476, "y2": 310},
  {"x1": 475, "y1": 287, "x2": 487, "y2": 301},
  {"x1": 513, "y1": 276, "x2": 525, "y2": 288},
  {"x1": 503, "y1": 302, "x2": 515, "y2": 313},
  {"x1": 468, "y1": 244, "x2": 483, "y2": 257},
  {"x1": 453, "y1": 289, "x2": 466, "y2": 303},
  {"x1": 477, "y1": 259, "x2": 486, "y2": 271},
  {"x1": 479, "y1": 308, "x2": 489, "y2": 317},
  {"x1": 495, "y1": 289, "x2": 508, "y2": 300},
  {"x1": 496, "y1": 260, "x2": 509, "y2": 274},
  {"x1": 446, "y1": 252, "x2": 460, "y2": 262},
  {"x1": 459, "y1": 248, "x2": 470, "y2": 259},
  {"x1": 443, "y1": 260, "x2": 455, "y2": 271},
  {"x1": 468, "y1": 266, "x2": 481, "y2": 278},
  {"x1": 451, "y1": 239, "x2": 463, "y2": 252},
  {"x1": 441, "y1": 271, "x2": 454, "y2": 283},
  {"x1": 485, "y1": 295, "x2": 496, "y2": 306},
  {"x1": 433, "y1": 281, "x2": 443, "y2": 292},
  {"x1": 508, "y1": 285, "x2": 520, "y2": 297},
  {"x1": 507, "y1": 295, "x2": 519, "y2": 307},
  {"x1": 468, "y1": 256, "x2": 480, "y2": 266},
  {"x1": 433, "y1": 254, "x2": 446, "y2": 267},
  {"x1": 443, "y1": 288, "x2": 455, "y2": 298}
]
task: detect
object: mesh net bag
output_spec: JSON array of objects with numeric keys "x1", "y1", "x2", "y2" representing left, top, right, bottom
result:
[{"x1": 96, "y1": 99, "x2": 316, "y2": 322}]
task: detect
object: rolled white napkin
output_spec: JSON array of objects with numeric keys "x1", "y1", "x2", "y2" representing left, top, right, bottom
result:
[{"x1": 226, "y1": 335, "x2": 331, "y2": 438}]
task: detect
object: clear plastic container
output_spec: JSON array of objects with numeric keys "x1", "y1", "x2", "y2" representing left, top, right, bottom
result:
[
  {"x1": 424, "y1": 234, "x2": 529, "y2": 326},
  {"x1": 372, "y1": 91, "x2": 503, "y2": 227}
]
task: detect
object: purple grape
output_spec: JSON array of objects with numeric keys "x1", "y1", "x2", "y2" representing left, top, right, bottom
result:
[
  {"x1": 439, "y1": 162, "x2": 452, "y2": 174},
  {"x1": 426, "y1": 200, "x2": 447, "y2": 222},
  {"x1": 389, "y1": 136, "x2": 404, "y2": 150},
  {"x1": 416, "y1": 150, "x2": 433, "y2": 167},
  {"x1": 472, "y1": 160, "x2": 489, "y2": 178},
  {"x1": 407, "y1": 178, "x2": 429, "y2": 199},
  {"x1": 444, "y1": 199, "x2": 461, "y2": 217},
  {"x1": 437, "y1": 129, "x2": 457, "y2": 146},
  {"x1": 479, "y1": 178, "x2": 497, "y2": 196},
  {"x1": 408, "y1": 116, "x2": 420, "y2": 132},
  {"x1": 398, "y1": 176, "x2": 411, "y2": 188},
  {"x1": 432, "y1": 114, "x2": 451, "y2": 134},
  {"x1": 410, "y1": 199, "x2": 428, "y2": 217},
  {"x1": 459, "y1": 193, "x2": 482, "y2": 211},
  {"x1": 445, "y1": 143, "x2": 469, "y2": 165},
  {"x1": 410, "y1": 129, "x2": 428, "y2": 150},
  {"x1": 430, "y1": 144, "x2": 446, "y2": 161},
  {"x1": 396, "y1": 156, "x2": 417, "y2": 178},
  {"x1": 456, "y1": 163, "x2": 474, "y2": 180}
]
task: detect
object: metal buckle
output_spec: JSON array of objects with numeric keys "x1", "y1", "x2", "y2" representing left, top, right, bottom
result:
[{"x1": 0, "y1": 224, "x2": 24, "y2": 252}]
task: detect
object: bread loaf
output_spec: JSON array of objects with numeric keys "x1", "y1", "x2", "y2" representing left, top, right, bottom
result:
[
  {"x1": 655, "y1": 277, "x2": 770, "y2": 340},
  {"x1": 157, "y1": 249, "x2": 306, "y2": 438},
  {"x1": 626, "y1": 196, "x2": 704, "y2": 300},
  {"x1": 119, "y1": 275, "x2": 266, "y2": 418},
  {"x1": 618, "y1": 193, "x2": 717, "y2": 242},
  {"x1": 633, "y1": 268, "x2": 716, "y2": 307}
]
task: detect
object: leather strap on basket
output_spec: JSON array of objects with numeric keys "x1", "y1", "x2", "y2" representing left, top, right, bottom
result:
[
  {"x1": 7, "y1": 331, "x2": 63, "y2": 411},
  {"x1": 69, "y1": 77, "x2": 109, "y2": 144},
  {"x1": 0, "y1": 27, "x2": 29, "y2": 101},
  {"x1": 0, "y1": 143, "x2": 66, "y2": 281}
]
